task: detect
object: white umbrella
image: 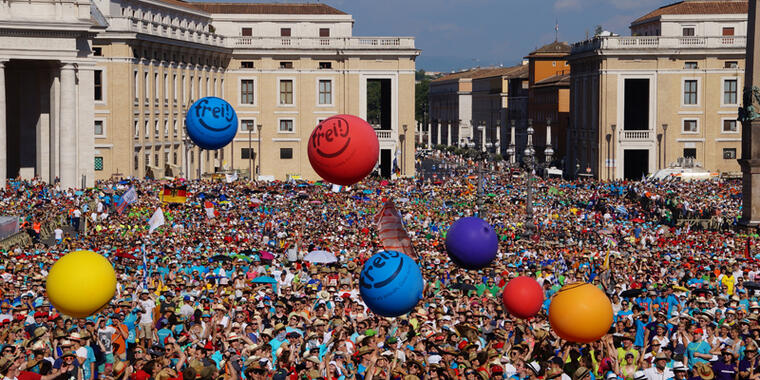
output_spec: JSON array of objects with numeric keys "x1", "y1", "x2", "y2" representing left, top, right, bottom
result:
[{"x1": 304, "y1": 250, "x2": 338, "y2": 264}]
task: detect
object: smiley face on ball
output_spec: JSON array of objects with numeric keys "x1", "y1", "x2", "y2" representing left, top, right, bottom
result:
[
  {"x1": 193, "y1": 98, "x2": 235, "y2": 132},
  {"x1": 309, "y1": 116, "x2": 351, "y2": 159},
  {"x1": 360, "y1": 250, "x2": 403, "y2": 289},
  {"x1": 185, "y1": 97, "x2": 238, "y2": 150}
]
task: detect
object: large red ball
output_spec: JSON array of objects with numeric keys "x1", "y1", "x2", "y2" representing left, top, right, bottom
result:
[
  {"x1": 502, "y1": 276, "x2": 544, "y2": 319},
  {"x1": 307, "y1": 115, "x2": 379, "y2": 186}
]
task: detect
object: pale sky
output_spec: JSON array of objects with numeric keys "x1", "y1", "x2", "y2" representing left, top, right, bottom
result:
[{"x1": 318, "y1": 0, "x2": 677, "y2": 72}]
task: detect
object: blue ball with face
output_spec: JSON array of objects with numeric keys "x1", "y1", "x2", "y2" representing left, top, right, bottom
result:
[
  {"x1": 359, "y1": 251, "x2": 423, "y2": 317},
  {"x1": 185, "y1": 97, "x2": 238, "y2": 150}
]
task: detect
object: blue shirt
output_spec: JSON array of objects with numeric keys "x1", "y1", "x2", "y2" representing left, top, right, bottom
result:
[{"x1": 687, "y1": 341, "x2": 711, "y2": 367}]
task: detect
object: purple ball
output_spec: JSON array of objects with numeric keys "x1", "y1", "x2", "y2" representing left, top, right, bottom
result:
[{"x1": 445, "y1": 217, "x2": 498, "y2": 269}]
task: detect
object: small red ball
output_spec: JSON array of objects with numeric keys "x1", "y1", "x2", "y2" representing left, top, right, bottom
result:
[
  {"x1": 307, "y1": 115, "x2": 379, "y2": 186},
  {"x1": 502, "y1": 276, "x2": 544, "y2": 319}
]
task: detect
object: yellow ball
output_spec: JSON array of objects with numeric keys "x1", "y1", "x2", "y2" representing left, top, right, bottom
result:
[
  {"x1": 549, "y1": 283, "x2": 613, "y2": 343},
  {"x1": 46, "y1": 250, "x2": 116, "y2": 318}
]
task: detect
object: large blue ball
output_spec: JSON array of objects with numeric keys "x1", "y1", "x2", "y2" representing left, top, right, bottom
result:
[
  {"x1": 359, "y1": 251, "x2": 423, "y2": 317},
  {"x1": 445, "y1": 217, "x2": 498, "y2": 269},
  {"x1": 185, "y1": 97, "x2": 238, "y2": 150}
]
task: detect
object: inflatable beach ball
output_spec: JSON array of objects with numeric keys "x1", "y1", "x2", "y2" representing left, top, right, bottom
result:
[
  {"x1": 46, "y1": 250, "x2": 116, "y2": 318},
  {"x1": 185, "y1": 97, "x2": 238, "y2": 150},
  {"x1": 307, "y1": 115, "x2": 379, "y2": 186},
  {"x1": 359, "y1": 251, "x2": 423, "y2": 317}
]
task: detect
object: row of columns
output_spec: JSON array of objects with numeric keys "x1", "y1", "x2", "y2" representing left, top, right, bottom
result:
[{"x1": 0, "y1": 60, "x2": 82, "y2": 189}]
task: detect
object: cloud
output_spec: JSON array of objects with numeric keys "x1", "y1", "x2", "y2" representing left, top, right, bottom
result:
[{"x1": 554, "y1": 0, "x2": 583, "y2": 11}]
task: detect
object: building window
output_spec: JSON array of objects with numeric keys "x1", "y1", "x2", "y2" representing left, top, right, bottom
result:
[
  {"x1": 683, "y1": 80, "x2": 698, "y2": 105},
  {"x1": 279, "y1": 80, "x2": 293, "y2": 105},
  {"x1": 723, "y1": 148, "x2": 737, "y2": 159},
  {"x1": 280, "y1": 28, "x2": 291, "y2": 37},
  {"x1": 683, "y1": 119, "x2": 697, "y2": 133},
  {"x1": 134, "y1": 71, "x2": 139, "y2": 101},
  {"x1": 241, "y1": 61, "x2": 254, "y2": 69},
  {"x1": 279, "y1": 119, "x2": 294, "y2": 133},
  {"x1": 318, "y1": 80, "x2": 332, "y2": 105},
  {"x1": 319, "y1": 62, "x2": 332, "y2": 69},
  {"x1": 682, "y1": 27, "x2": 695, "y2": 36},
  {"x1": 241, "y1": 27, "x2": 252, "y2": 36},
  {"x1": 280, "y1": 148, "x2": 293, "y2": 159},
  {"x1": 93, "y1": 47, "x2": 102, "y2": 56},
  {"x1": 319, "y1": 28, "x2": 330, "y2": 37},
  {"x1": 684, "y1": 62, "x2": 698, "y2": 69},
  {"x1": 173, "y1": 120, "x2": 178, "y2": 136},
  {"x1": 154, "y1": 73, "x2": 159, "y2": 100},
  {"x1": 164, "y1": 74, "x2": 168, "y2": 102},
  {"x1": 241, "y1": 119, "x2": 255, "y2": 132},
  {"x1": 164, "y1": 120, "x2": 169, "y2": 136},
  {"x1": 241, "y1": 79, "x2": 254, "y2": 104},
  {"x1": 241, "y1": 148, "x2": 255, "y2": 160},
  {"x1": 684, "y1": 148, "x2": 697, "y2": 158},
  {"x1": 154, "y1": 120, "x2": 159, "y2": 136},
  {"x1": 144, "y1": 120, "x2": 149, "y2": 137},
  {"x1": 724, "y1": 79, "x2": 738, "y2": 104},
  {"x1": 173, "y1": 74, "x2": 177, "y2": 102},
  {"x1": 280, "y1": 61, "x2": 293, "y2": 69},
  {"x1": 725, "y1": 61, "x2": 739, "y2": 69},
  {"x1": 173, "y1": 152, "x2": 177, "y2": 165},
  {"x1": 723, "y1": 119, "x2": 738, "y2": 132},
  {"x1": 94, "y1": 157, "x2": 104, "y2": 171},
  {"x1": 134, "y1": 120, "x2": 139, "y2": 138},
  {"x1": 723, "y1": 27, "x2": 735, "y2": 36},
  {"x1": 134, "y1": 154, "x2": 139, "y2": 170},
  {"x1": 94, "y1": 70, "x2": 103, "y2": 101},
  {"x1": 155, "y1": 154, "x2": 159, "y2": 165},
  {"x1": 94, "y1": 120, "x2": 104, "y2": 137}
]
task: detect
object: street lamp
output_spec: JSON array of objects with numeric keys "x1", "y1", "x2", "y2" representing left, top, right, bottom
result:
[
  {"x1": 662, "y1": 123, "x2": 668, "y2": 168},
  {"x1": 610, "y1": 124, "x2": 617, "y2": 180},
  {"x1": 401, "y1": 124, "x2": 408, "y2": 175},
  {"x1": 256, "y1": 124, "x2": 262, "y2": 179},
  {"x1": 524, "y1": 119, "x2": 535, "y2": 234}
]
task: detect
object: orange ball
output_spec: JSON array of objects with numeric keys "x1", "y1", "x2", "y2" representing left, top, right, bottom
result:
[{"x1": 549, "y1": 283, "x2": 613, "y2": 343}]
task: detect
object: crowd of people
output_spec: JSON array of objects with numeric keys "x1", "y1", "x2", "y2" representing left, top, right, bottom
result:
[{"x1": 0, "y1": 155, "x2": 756, "y2": 380}]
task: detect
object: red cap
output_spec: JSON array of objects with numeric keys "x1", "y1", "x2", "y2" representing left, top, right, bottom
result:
[
  {"x1": 203, "y1": 341, "x2": 214, "y2": 351},
  {"x1": 694, "y1": 328, "x2": 704, "y2": 334},
  {"x1": 494, "y1": 342, "x2": 505, "y2": 349},
  {"x1": 34, "y1": 311, "x2": 47, "y2": 318},
  {"x1": 458, "y1": 340, "x2": 468, "y2": 350},
  {"x1": 491, "y1": 365, "x2": 504, "y2": 374}
]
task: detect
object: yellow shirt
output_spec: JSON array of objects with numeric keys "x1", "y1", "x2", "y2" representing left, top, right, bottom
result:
[{"x1": 722, "y1": 275, "x2": 735, "y2": 295}]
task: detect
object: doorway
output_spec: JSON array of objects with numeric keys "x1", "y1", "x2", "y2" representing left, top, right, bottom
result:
[
  {"x1": 624, "y1": 149, "x2": 649, "y2": 180},
  {"x1": 380, "y1": 149, "x2": 391, "y2": 178},
  {"x1": 367, "y1": 79, "x2": 391, "y2": 130},
  {"x1": 624, "y1": 79, "x2": 649, "y2": 131}
]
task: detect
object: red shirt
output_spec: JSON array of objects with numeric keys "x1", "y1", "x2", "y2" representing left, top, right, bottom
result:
[{"x1": 133, "y1": 369, "x2": 150, "y2": 380}]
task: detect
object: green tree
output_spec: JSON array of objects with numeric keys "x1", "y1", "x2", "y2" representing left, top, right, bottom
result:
[
  {"x1": 415, "y1": 69, "x2": 430, "y2": 123},
  {"x1": 367, "y1": 81, "x2": 381, "y2": 125},
  {"x1": 594, "y1": 25, "x2": 603, "y2": 37}
]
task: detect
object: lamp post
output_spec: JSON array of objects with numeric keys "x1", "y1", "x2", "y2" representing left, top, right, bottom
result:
[
  {"x1": 545, "y1": 117, "x2": 554, "y2": 164},
  {"x1": 662, "y1": 123, "x2": 668, "y2": 168},
  {"x1": 402, "y1": 124, "x2": 407, "y2": 175},
  {"x1": 524, "y1": 119, "x2": 535, "y2": 234},
  {"x1": 256, "y1": 124, "x2": 262, "y2": 179},
  {"x1": 610, "y1": 124, "x2": 617, "y2": 180},
  {"x1": 248, "y1": 124, "x2": 253, "y2": 180},
  {"x1": 657, "y1": 132, "x2": 663, "y2": 170},
  {"x1": 606, "y1": 132, "x2": 612, "y2": 181}
]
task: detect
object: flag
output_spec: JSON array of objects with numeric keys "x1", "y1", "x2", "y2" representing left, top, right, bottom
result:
[
  {"x1": 746, "y1": 238, "x2": 752, "y2": 260},
  {"x1": 602, "y1": 248, "x2": 611, "y2": 270},
  {"x1": 225, "y1": 172, "x2": 238, "y2": 183},
  {"x1": 159, "y1": 185, "x2": 187, "y2": 204},
  {"x1": 204, "y1": 201, "x2": 218, "y2": 219},
  {"x1": 140, "y1": 244, "x2": 148, "y2": 288},
  {"x1": 148, "y1": 207, "x2": 165, "y2": 234},
  {"x1": 374, "y1": 200, "x2": 415, "y2": 258},
  {"x1": 115, "y1": 186, "x2": 138, "y2": 214}
]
